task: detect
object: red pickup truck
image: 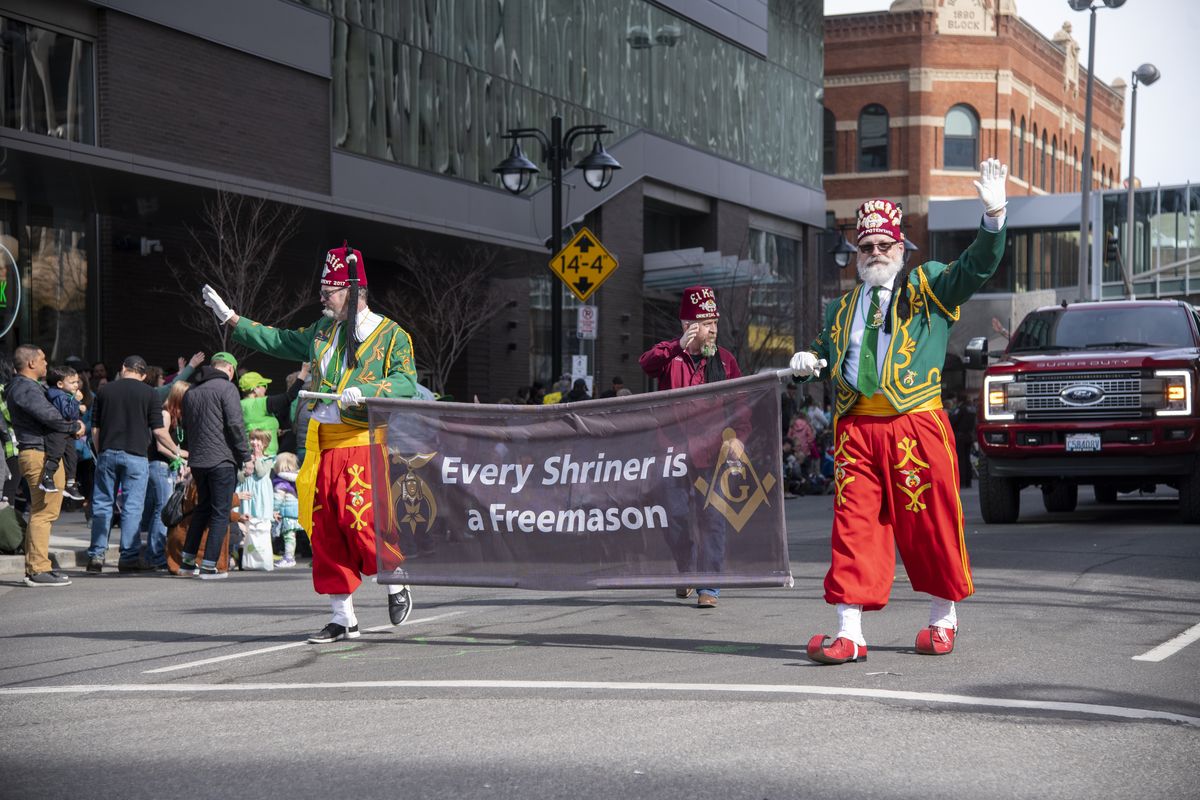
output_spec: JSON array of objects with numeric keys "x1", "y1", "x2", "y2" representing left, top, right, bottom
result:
[{"x1": 966, "y1": 299, "x2": 1200, "y2": 523}]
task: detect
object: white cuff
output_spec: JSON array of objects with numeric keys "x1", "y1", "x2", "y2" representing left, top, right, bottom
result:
[{"x1": 982, "y1": 210, "x2": 1006, "y2": 232}]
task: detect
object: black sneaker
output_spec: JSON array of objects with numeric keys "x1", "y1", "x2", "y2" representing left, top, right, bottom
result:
[
  {"x1": 62, "y1": 483, "x2": 85, "y2": 502},
  {"x1": 177, "y1": 560, "x2": 198, "y2": 577},
  {"x1": 387, "y1": 586, "x2": 413, "y2": 626},
  {"x1": 24, "y1": 571, "x2": 71, "y2": 587},
  {"x1": 118, "y1": 561, "x2": 152, "y2": 573},
  {"x1": 37, "y1": 478, "x2": 59, "y2": 494},
  {"x1": 197, "y1": 565, "x2": 228, "y2": 580},
  {"x1": 86, "y1": 558, "x2": 103, "y2": 574},
  {"x1": 307, "y1": 622, "x2": 360, "y2": 643}
]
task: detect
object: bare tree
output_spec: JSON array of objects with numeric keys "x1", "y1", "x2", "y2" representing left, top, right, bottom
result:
[
  {"x1": 376, "y1": 246, "x2": 516, "y2": 396},
  {"x1": 721, "y1": 254, "x2": 797, "y2": 376},
  {"x1": 167, "y1": 191, "x2": 304, "y2": 361}
]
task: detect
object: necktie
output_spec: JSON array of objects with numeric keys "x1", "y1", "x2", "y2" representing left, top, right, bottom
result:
[
  {"x1": 857, "y1": 286, "x2": 882, "y2": 396},
  {"x1": 320, "y1": 323, "x2": 349, "y2": 402}
]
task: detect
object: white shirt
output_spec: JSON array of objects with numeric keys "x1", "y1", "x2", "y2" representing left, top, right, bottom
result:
[
  {"x1": 842, "y1": 212, "x2": 1006, "y2": 393},
  {"x1": 311, "y1": 309, "x2": 384, "y2": 424}
]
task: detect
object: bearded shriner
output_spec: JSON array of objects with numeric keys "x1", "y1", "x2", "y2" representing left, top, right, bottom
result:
[
  {"x1": 789, "y1": 158, "x2": 1008, "y2": 664},
  {"x1": 200, "y1": 244, "x2": 418, "y2": 643}
]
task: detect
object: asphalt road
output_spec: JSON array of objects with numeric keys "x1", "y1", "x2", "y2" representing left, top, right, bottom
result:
[{"x1": 1, "y1": 486, "x2": 1197, "y2": 800}]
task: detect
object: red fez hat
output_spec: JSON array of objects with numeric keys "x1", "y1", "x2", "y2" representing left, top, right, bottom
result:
[
  {"x1": 679, "y1": 285, "x2": 719, "y2": 321},
  {"x1": 855, "y1": 199, "x2": 904, "y2": 243},
  {"x1": 322, "y1": 244, "x2": 368, "y2": 288}
]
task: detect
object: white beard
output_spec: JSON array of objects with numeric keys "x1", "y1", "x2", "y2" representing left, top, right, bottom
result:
[
  {"x1": 857, "y1": 255, "x2": 903, "y2": 289},
  {"x1": 321, "y1": 308, "x2": 335, "y2": 319}
]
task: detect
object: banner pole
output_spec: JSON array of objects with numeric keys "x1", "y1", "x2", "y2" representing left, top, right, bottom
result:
[{"x1": 298, "y1": 390, "x2": 342, "y2": 401}]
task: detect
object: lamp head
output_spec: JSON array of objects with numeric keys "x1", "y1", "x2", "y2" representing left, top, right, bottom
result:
[
  {"x1": 493, "y1": 141, "x2": 539, "y2": 195},
  {"x1": 1102, "y1": 0, "x2": 1126, "y2": 7},
  {"x1": 830, "y1": 236, "x2": 857, "y2": 268},
  {"x1": 626, "y1": 25, "x2": 651, "y2": 49},
  {"x1": 576, "y1": 138, "x2": 621, "y2": 191},
  {"x1": 1134, "y1": 63, "x2": 1161, "y2": 86},
  {"x1": 1067, "y1": 0, "x2": 1091, "y2": 11}
]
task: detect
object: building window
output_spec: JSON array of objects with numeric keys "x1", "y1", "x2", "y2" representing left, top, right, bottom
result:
[
  {"x1": 857, "y1": 104, "x2": 889, "y2": 172},
  {"x1": 0, "y1": 17, "x2": 95, "y2": 144},
  {"x1": 823, "y1": 107, "x2": 836, "y2": 174},
  {"x1": 1032, "y1": 124, "x2": 1039, "y2": 187},
  {"x1": 1074, "y1": 147, "x2": 1080, "y2": 191},
  {"x1": 1018, "y1": 117, "x2": 1026, "y2": 179},
  {"x1": 1040, "y1": 131, "x2": 1048, "y2": 190},
  {"x1": 1009, "y1": 112, "x2": 1016, "y2": 173},
  {"x1": 1050, "y1": 136, "x2": 1057, "y2": 193},
  {"x1": 943, "y1": 104, "x2": 978, "y2": 169}
]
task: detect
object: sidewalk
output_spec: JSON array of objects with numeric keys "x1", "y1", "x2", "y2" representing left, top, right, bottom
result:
[{"x1": 0, "y1": 508, "x2": 120, "y2": 577}]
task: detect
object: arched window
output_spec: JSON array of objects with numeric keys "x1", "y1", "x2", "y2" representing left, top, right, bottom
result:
[
  {"x1": 1009, "y1": 111, "x2": 1016, "y2": 171},
  {"x1": 858, "y1": 104, "x2": 889, "y2": 172},
  {"x1": 944, "y1": 104, "x2": 979, "y2": 169},
  {"x1": 1040, "y1": 131, "x2": 1048, "y2": 189},
  {"x1": 1032, "y1": 124, "x2": 1039, "y2": 187},
  {"x1": 1090, "y1": 156, "x2": 1095, "y2": 189},
  {"x1": 823, "y1": 107, "x2": 836, "y2": 174},
  {"x1": 1050, "y1": 136, "x2": 1057, "y2": 193},
  {"x1": 1018, "y1": 116, "x2": 1026, "y2": 179},
  {"x1": 1074, "y1": 147, "x2": 1079, "y2": 191}
]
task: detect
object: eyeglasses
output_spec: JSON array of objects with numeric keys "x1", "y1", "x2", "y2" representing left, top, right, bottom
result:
[
  {"x1": 858, "y1": 241, "x2": 900, "y2": 255},
  {"x1": 319, "y1": 286, "x2": 347, "y2": 301}
]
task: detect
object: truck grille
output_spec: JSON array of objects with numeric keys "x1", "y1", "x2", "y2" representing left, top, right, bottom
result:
[{"x1": 1020, "y1": 371, "x2": 1147, "y2": 420}]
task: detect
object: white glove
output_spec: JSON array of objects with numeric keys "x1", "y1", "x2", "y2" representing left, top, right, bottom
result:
[
  {"x1": 340, "y1": 386, "x2": 364, "y2": 407},
  {"x1": 201, "y1": 284, "x2": 234, "y2": 324},
  {"x1": 973, "y1": 158, "x2": 1008, "y2": 215},
  {"x1": 790, "y1": 351, "x2": 828, "y2": 378}
]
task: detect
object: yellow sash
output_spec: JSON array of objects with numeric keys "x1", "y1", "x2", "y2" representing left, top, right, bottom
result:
[
  {"x1": 847, "y1": 393, "x2": 943, "y2": 417},
  {"x1": 296, "y1": 422, "x2": 381, "y2": 534}
]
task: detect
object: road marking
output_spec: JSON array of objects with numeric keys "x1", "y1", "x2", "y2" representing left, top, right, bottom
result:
[
  {"x1": 1132, "y1": 621, "x2": 1200, "y2": 662},
  {"x1": 140, "y1": 612, "x2": 465, "y2": 674},
  {"x1": 3, "y1": 679, "x2": 1196, "y2": 727}
]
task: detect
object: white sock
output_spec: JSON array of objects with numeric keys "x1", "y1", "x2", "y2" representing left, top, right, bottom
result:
[
  {"x1": 385, "y1": 583, "x2": 407, "y2": 596},
  {"x1": 836, "y1": 603, "x2": 866, "y2": 647},
  {"x1": 330, "y1": 593, "x2": 356, "y2": 627},
  {"x1": 929, "y1": 596, "x2": 957, "y2": 629}
]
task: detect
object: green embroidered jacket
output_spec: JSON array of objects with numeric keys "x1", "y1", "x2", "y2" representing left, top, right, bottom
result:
[
  {"x1": 803, "y1": 223, "x2": 1005, "y2": 417},
  {"x1": 233, "y1": 314, "x2": 418, "y2": 428}
]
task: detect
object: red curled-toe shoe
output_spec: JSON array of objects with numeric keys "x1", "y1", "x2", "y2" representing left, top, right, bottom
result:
[
  {"x1": 805, "y1": 634, "x2": 868, "y2": 665},
  {"x1": 915, "y1": 625, "x2": 956, "y2": 655}
]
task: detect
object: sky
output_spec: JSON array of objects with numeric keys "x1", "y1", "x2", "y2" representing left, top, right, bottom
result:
[{"x1": 823, "y1": 0, "x2": 1199, "y2": 187}]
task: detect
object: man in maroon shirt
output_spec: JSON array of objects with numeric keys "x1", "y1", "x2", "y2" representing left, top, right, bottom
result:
[{"x1": 640, "y1": 285, "x2": 743, "y2": 608}]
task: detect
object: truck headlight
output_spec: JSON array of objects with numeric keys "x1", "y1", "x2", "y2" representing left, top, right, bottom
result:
[
  {"x1": 1154, "y1": 369, "x2": 1192, "y2": 417},
  {"x1": 983, "y1": 374, "x2": 1015, "y2": 421}
]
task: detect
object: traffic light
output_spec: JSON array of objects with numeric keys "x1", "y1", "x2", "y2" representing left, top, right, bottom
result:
[{"x1": 1105, "y1": 233, "x2": 1120, "y2": 265}]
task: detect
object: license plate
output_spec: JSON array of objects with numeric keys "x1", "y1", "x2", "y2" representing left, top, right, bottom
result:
[{"x1": 1065, "y1": 433, "x2": 1102, "y2": 452}]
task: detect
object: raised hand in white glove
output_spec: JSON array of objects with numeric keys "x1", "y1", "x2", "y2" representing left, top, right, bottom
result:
[
  {"x1": 201, "y1": 284, "x2": 234, "y2": 324},
  {"x1": 973, "y1": 158, "x2": 1008, "y2": 216},
  {"x1": 339, "y1": 386, "x2": 365, "y2": 407},
  {"x1": 790, "y1": 351, "x2": 828, "y2": 378}
]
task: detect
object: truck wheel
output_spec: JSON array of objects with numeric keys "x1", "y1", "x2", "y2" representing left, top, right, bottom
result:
[
  {"x1": 1094, "y1": 485, "x2": 1117, "y2": 504},
  {"x1": 1179, "y1": 471, "x2": 1200, "y2": 523},
  {"x1": 978, "y1": 457, "x2": 1020, "y2": 524},
  {"x1": 1042, "y1": 481, "x2": 1078, "y2": 513}
]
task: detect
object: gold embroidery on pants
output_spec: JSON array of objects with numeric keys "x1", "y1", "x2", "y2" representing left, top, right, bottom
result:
[
  {"x1": 346, "y1": 464, "x2": 373, "y2": 531},
  {"x1": 894, "y1": 436, "x2": 931, "y2": 512},
  {"x1": 832, "y1": 432, "x2": 857, "y2": 507}
]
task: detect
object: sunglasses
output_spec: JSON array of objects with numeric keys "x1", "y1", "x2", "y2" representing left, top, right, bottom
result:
[
  {"x1": 319, "y1": 286, "x2": 348, "y2": 300},
  {"x1": 858, "y1": 242, "x2": 901, "y2": 255}
]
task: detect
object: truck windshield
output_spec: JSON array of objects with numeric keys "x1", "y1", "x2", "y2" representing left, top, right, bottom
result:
[{"x1": 1008, "y1": 306, "x2": 1196, "y2": 352}]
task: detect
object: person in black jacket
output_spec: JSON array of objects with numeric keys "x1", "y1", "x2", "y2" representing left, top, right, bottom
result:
[
  {"x1": 179, "y1": 352, "x2": 251, "y2": 579},
  {"x1": 6, "y1": 344, "x2": 85, "y2": 587}
]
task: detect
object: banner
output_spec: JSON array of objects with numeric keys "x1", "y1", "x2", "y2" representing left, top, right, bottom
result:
[{"x1": 367, "y1": 371, "x2": 790, "y2": 590}]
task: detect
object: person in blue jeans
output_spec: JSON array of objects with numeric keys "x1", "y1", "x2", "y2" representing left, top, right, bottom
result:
[
  {"x1": 140, "y1": 380, "x2": 189, "y2": 570},
  {"x1": 86, "y1": 356, "x2": 176, "y2": 573}
]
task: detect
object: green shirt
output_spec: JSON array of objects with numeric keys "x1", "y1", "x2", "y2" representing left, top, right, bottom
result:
[
  {"x1": 232, "y1": 313, "x2": 418, "y2": 428},
  {"x1": 803, "y1": 223, "x2": 1005, "y2": 417}
]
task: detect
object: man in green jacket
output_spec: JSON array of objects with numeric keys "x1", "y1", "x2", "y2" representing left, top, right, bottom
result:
[
  {"x1": 789, "y1": 158, "x2": 1008, "y2": 665},
  {"x1": 200, "y1": 244, "x2": 417, "y2": 643}
]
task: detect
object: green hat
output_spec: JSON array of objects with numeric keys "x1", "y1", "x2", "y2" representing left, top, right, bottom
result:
[
  {"x1": 211, "y1": 351, "x2": 238, "y2": 370},
  {"x1": 238, "y1": 371, "x2": 271, "y2": 393}
]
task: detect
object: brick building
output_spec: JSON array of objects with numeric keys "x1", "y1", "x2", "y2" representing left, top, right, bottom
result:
[{"x1": 822, "y1": 0, "x2": 1125, "y2": 258}]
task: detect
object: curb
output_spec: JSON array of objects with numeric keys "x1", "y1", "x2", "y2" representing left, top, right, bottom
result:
[{"x1": 0, "y1": 545, "x2": 121, "y2": 577}]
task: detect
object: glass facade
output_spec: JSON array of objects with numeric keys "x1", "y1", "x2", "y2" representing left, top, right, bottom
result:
[
  {"x1": 931, "y1": 228, "x2": 1079, "y2": 294},
  {"x1": 0, "y1": 16, "x2": 95, "y2": 144},
  {"x1": 298, "y1": 0, "x2": 823, "y2": 189},
  {"x1": 1101, "y1": 185, "x2": 1200, "y2": 298}
]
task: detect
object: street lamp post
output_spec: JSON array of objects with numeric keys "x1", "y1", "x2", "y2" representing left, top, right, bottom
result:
[
  {"x1": 1069, "y1": 0, "x2": 1126, "y2": 302},
  {"x1": 1123, "y1": 62, "x2": 1161, "y2": 299},
  {"x1": 493, "y1": 116, "x2": 621, "y2": 381}
]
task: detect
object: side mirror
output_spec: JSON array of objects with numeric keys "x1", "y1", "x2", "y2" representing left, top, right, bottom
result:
[{"x1": 965, "y1": 336, "x2": 989, "y2": 370}]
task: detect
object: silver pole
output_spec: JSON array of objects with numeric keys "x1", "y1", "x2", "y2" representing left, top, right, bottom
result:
[
  {"x1": 1077, "y1": 6, "x2": 1098, "y2": 301},
  {"x1": 1123, "y1": 72, "x2": 1138, "y2": 299}
]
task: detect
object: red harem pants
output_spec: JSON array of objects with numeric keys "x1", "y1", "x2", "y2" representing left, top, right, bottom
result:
[
  {"x1": 825, "y1": 409, "x2": 973, "y2": 610},
  {"x1": 308, "y1": 424, "x2": 382, "y2": 595}
]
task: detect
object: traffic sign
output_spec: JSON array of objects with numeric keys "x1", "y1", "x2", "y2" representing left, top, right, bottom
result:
[
  {"x1": 577, "y1": 305, "x2": 598, "y2": 339},
  {"x1": 550, "y1": 227, "x2": 618, "y2": 303}
]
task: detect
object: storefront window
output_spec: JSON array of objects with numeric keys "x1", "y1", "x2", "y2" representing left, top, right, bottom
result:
[
  {"x1": 0, "y1": 16, "x2": 95, "y2": 144},
  {"x1": 28, "y1": 221, "x2": 89, "y2": 362}
]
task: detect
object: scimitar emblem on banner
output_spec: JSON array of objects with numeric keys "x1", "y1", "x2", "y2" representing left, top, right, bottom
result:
[{"x1": 693, "y1": 428, "x2": 775, "y2": 532}]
